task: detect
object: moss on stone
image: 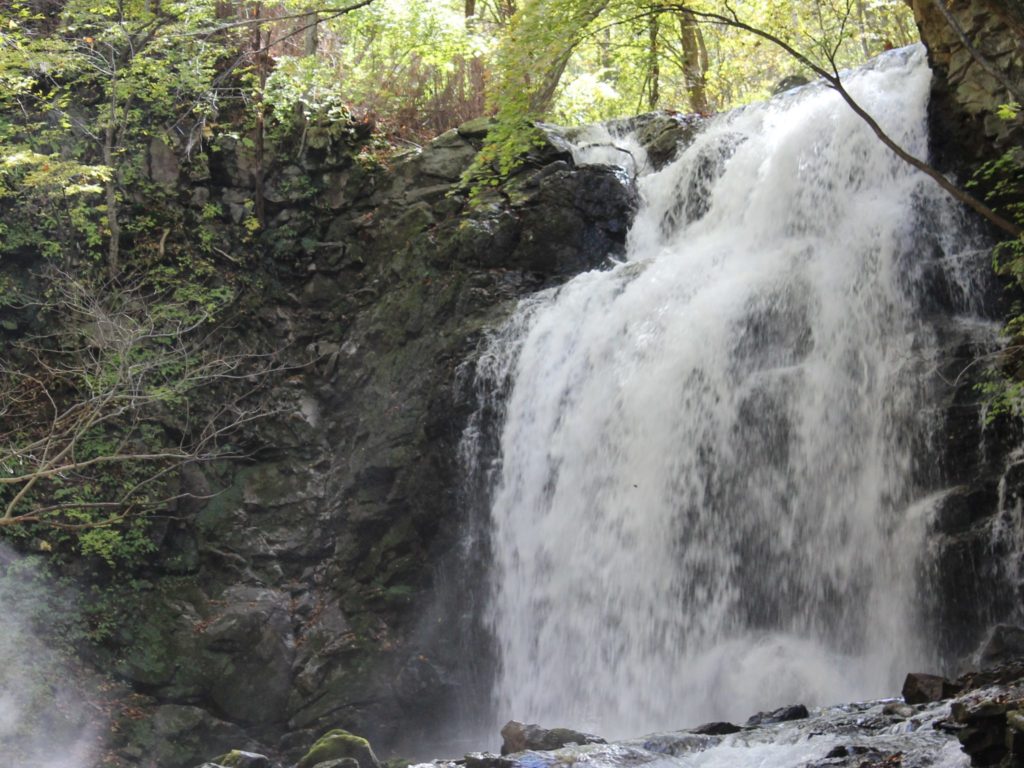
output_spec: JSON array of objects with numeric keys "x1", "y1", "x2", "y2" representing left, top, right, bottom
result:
[
  {"x1": 297, "y1": 729, "x2": 379, "y2": 768},
  {"x1": 213, "y1": 750, "x2": 271, "y2": 768}
]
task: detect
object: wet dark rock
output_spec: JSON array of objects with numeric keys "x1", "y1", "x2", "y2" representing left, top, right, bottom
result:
[
  {"x1": 903, "y1": 672, "x2": 961, "y2": 704},
  {"x1": 979, "y1": 625, "x2": 1024, "y2": 668},
  {"x1": 824, "y1": 745, "x2": 874, "y2": 758},
  {"x1": 689, "y1": 721, "x2": 742, "y2": 735},
  {"x1": 745, "y1": 704, "x2": 809, "y2": 725},
  {"x1": 771, "y1": 75, "x2": 810, "y2": 95},
  {"x1": 953, "y1": 697, "x2": 1015, "y2": 765},
  {"x1": 464, "y1": 752, "x2": 515, "y2": 768},
  {"x1": 508, "y1": 164, "x2": 637, "y2": 277},
  {"x1": 958, "y1": 662, "x2": 1024, "y2": 691},
  {"x1": 636, "y1": 113, "x2": 703, "y2": 170},
  {"x1": 116, "y1": 704, "x2": 251, "y2": 768},
  {"x1": 209, "y1": 751, "x2": 273, "y2": 768},
  {"x1": 882, "y1": 702, "x2": 915, "y2": 718},
  {"x1": 449, "y1": 162, "x2": 638, "y2": 281},
  {"x1": 805, "y1": 747, "x2": 899, "y2": 768},
  {"x1": 624, "y1": 732, "x2": 719, "y2": 757},
  {"x1": 499, "y1": 721, "x2": 607, "y2": 755}
]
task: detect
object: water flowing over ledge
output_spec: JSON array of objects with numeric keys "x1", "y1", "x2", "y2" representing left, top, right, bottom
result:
[{"x1": 464, "y1": 45, "x2": 997, "y2": 739}]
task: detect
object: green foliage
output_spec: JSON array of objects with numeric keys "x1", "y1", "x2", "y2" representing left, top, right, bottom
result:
[
  {"x1": 0, "y1": 270, "x2": 264, "y2": 568},
  {"x1": 264, "y1": 55, "x2": 359, "y2": 126},
  {"x1": 996, "y1": 101, "x2": 1020, "y2": 121},
  {"x1": 311, "y1": 0, "x2": 484, "y2": 137},
  {"x1": 966, "y1": 146, "x2": 1024, "y2": 418},
  {"x1": 462, "y1": 0, "x2": 915, "y2": 194}
]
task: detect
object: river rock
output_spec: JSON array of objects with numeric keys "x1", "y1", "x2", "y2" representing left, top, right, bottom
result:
[
  {"x1": 881, "y1": 702, "x2": 915, "y2": 718},
  {"x1": 689, "y1": 721, "x2": 742, "y2": 735},
  {"x1": 499, "y1": 721, "x2": 606, "y2": 755},
  {"x1": 902, "y1": 672, "x2": 959, "y2": 704},
  {"x1": 745, "y1": 704, "x2": 809, "y2": 725}
]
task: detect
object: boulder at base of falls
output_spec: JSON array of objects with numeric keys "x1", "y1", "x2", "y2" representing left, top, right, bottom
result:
[
  {"x1": 949, "y1": 685, "x2": 1024, "y2": 767},
  {"x1": 688, "y1": 722, "x2": 742, "y2": 735},
  {"x1": 499, "y1": 721, "x2": 606, "y2": 755},
  {"x1": 902, "y1": 672, "x2": 961, "y2": 704},
  {"x1": 744, "y1": 704, "x2": 809, "y2": 725},
  {"x1": 296, "y1": 730, "x2": 381, "y2": 768}
]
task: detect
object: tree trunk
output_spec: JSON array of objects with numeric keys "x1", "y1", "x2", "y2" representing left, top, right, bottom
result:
[
  {"x1": 103, "y1": 123, "x2": 120, "y2": 281},
  {"x1": 527, "y1": 0, "x2": 609, "y2": 114},
  {"x1": 679, "y1": 8, "x2": 708, "y2": 114},
  {"x1": 252, "y1": 2, "x2": 266, "y2": 228},
  {"x1": 303, "y1": 11, "x2": 319, "y2": 56},
  {"x1": 103, "y1": 51, "x2": 120, "y2": 280},
  {"x1": 647, "y1": 14, "x2": 660, "y2": 110}
]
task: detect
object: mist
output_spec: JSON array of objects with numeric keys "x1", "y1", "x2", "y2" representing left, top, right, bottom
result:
[{"x1": 0, "y1": 544, "x2": 105, "y2": 768}]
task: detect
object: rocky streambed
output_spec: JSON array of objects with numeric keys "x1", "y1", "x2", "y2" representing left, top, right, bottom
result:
[{"x1": 187, "y1": 637, "x2": 1024, "y2": 768}]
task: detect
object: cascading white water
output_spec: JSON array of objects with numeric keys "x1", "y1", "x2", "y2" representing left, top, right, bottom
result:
[{"x1": 475, "y1": 46, "x2": 988, "y2": 738}]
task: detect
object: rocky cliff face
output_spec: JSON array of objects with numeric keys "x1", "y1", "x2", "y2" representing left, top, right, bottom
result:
[
  {"x1": 900, "y1": 0, "x2": 1024, "y2": 667},
  {"x1": 906, "y1": 0, "x2": 1024, "y2": 161},
  {"x1": 89, "y1": 112, "x2": 701, "y2": 768}
]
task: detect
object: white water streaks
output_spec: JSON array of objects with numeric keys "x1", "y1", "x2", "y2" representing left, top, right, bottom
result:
[{"x1": 475, "y1": 46, "x2": 988, "y2": 738}]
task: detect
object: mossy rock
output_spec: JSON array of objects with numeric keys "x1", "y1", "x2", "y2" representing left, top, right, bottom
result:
[
  {"x1": 297, "y1": 729, "x2": 380, "y2": 768},
  {"x1": 212, "y1": 749, "x2": 271, "y2": 768}
]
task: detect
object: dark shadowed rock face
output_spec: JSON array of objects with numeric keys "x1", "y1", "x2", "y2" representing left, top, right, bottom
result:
[{"x1": 92, "y1": 116, "x2": 666, "y2": 767}]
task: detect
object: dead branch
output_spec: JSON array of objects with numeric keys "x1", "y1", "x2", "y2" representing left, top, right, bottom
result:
[{"x1": 0, "y1": 271, "x2": 289, "y2": 532}]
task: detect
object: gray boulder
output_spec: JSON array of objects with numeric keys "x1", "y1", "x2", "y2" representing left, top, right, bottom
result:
[{"x1": 500, "y1": 721, "x2": 606, "y2": 755}]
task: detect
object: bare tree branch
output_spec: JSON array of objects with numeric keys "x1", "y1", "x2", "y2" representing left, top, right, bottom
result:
[{"x1": 0, "y1": 271, "x2": 293, "y2": 532}]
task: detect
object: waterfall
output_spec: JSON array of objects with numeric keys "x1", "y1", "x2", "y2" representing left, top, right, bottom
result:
[{"x1": 469, "y1": 46, "x2": 992, "y2": 739}]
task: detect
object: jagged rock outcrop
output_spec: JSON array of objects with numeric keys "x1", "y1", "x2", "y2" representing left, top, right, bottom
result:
[{"x1": 906, "y1": 0, "x2": 1024, "y2": 161}]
